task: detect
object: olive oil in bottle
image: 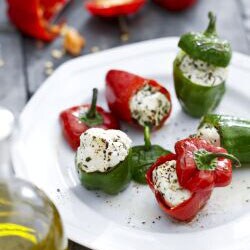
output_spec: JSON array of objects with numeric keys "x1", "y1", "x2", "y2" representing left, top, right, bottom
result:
[{"x1": 0, "y1": 179, "x2": 68, "y2": 250}]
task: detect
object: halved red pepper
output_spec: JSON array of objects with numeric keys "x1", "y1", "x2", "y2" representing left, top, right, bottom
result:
[
  {"x1": 7, "y1": 0, "x2": 67, "y2": 41},
  {"x1": 175, "y1": 138, "x2": 240, "y2": 192},
  {"x1": 105, "y1": 70, "x2": 172, "y2": 129},
  {"x1": 153, "y1": 0, "x2": 197, "y2": 11},
  {"x1": 146, "y1": 153, "x2": 212, "y2": 221},
  {"x1": 85, "y1": 0, "x2": 146, "y2": 17},
  {"x1": 60, "y1": 88, "x2": 120, "y2": 150}
]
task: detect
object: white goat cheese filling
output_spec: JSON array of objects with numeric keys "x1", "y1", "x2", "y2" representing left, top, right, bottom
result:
[
  {"x1": 179, "y1": 52, "x2": 228, "y2": 86},
  {"x1": 197, "y1": 123, "x2": 221, "y2": 147},
  {"x1": 152, "y1": 160, "x2": 192, "y2": 208},
  {"x1": 76, "y1": 128, "x2": 132, "y2": 173},
  {"x1": 130, "y1": 84, "x2": 170, "y2": 127}
]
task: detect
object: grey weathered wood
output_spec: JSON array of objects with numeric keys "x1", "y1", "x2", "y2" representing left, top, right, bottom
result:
[
  {"x1": 0, "y1": 1, "x2": 27, "y2": 116},
  {"x1": 24, "y1": 0, "x2": 250, "y2": 94},
  {"x1": 69, "y1": 241, "x2": 90, "y2": 250},
  {"x1": 240, "y1": 0, "x2": 250, "y2": 46}
]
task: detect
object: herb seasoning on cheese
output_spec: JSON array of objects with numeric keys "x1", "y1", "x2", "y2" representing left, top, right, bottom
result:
[
  {"x1": 130, "y1": 84, "x2": 170, "y2": 127},
  {"x1": 76, "y1": 128, "x2": 132, "y2": 173},
  {"x1": 152, "y1": 160, "x2": 191, "y2": 207},
  {"x1": 179, "y1": 53, "x2": 228, "y2": 86}
]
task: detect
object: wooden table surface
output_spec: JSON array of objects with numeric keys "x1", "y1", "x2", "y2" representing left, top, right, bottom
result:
[{"x1": 1, "y1": 0, "x2": 250, "y2": 249}]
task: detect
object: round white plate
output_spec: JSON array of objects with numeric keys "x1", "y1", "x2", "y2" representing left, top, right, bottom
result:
[{"x1": 12, "y1": 37, "x2": 250, "y2": 250}]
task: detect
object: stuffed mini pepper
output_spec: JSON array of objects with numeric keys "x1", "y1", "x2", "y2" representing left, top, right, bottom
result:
[
  {"x1": 147, "y1": 153, "x2": 212, "y2": 221},
  {"x1": 106, "y1": 70, "x2": 172, "y2": 129},
  {"x1": 60, "y1": 88, "x2": 120, "y2": 150},
  {"x1": 174, "y1": 12, "x2": 232, "y2": 117},
  {"x1": 76, "y1": 128, "x2": 132, "y2": 195},
  {"x1": 146, "y1": 138, "x2": 239, "y2": 221},
  {"x1": 197, "y1": 114, "x2": 250, "y2": 164},
  {"x1": 131, "y1": 126, "x2": 171, "y2": 184}
]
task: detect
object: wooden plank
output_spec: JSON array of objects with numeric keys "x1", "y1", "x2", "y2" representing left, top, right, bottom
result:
[
  {"x1": 239, "y1": 0, "x2": 250, "y2": 47},
  {"x1": 0, "y1": 1, "x2": 27, "y2": 116},
  {"x1": 69, "y1": 241, "x2": 90, "y2": 250},
  {"x1": 24, "y1": 0, "x2": 249, "y2": 95}
]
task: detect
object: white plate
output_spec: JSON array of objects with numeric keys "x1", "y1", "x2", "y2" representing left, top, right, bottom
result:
[{"x1": 11, "y1": 37, "x2": 250, "y2": 250}]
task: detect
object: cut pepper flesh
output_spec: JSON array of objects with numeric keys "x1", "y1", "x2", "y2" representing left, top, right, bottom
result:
[{"x1": 7, "y1": 0, "x2": 67, "y2": 41}]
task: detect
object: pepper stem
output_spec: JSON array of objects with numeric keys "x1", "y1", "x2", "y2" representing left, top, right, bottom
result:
[
  {"x1": 118, "y1": 15, "x2": 129, "y2": 42},
  {"x1": 86, "y1": 88, "x2": 98, "y2": 119},
  {"x1": 144, "y1": 126, "x2": 152, "y2": 151},
  {"x1": 204, "y1": 12, "x2": 217, "y2": 36},
  {"x1": 194, "y1": 149, "x2": 241, "y2": 171}
]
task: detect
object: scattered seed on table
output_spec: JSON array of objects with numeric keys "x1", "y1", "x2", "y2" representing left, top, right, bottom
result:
[
  {"x1": 45, "y1": 68, "x2": 54, "y2": 76},
  {"x1": 51, "y1": 49, "x2": 65, "y2": 59},
  {"x1": 0, "y1": 59, "x2": 5, "y2": 68},
  {"x1": 45, "y1": 61, "x2": 54, "y2": 68},
  {"x1": 120, "y1": 34, "x2": 129, "y2": 42},
  {"x1": 91, "y1": 46, "x2": 100, "y2": 53}
]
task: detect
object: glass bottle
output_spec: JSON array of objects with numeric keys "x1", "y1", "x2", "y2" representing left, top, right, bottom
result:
[{"x1": 0, "y1": 107, "x2": 68, "y2": 250}]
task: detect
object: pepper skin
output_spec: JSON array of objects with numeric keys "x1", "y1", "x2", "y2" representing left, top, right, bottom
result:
[
  {"x1": 173, "y1": 54, "x2": 226, "y2": 118},
  {"x1": 174, "y1": 12, "x2": 230, "y2": 118},
  {"x1": 131, "y1": 126, "x2": 171, "y2": 184},
  {"x1": 7, "y1": 0, "x2": 67, "y2": 41},
  {"x1": 60, "y1": 89, "x2": 120, "y2": 150},
  {"x1": 153, "y1": 0, "x2": 197, "y2": 11},
  {"x1": 105, "y1": 70, "x2": 172, "y2": 129},
  {"x1": 77, "y1": 149, "x2": 132, "y2": 195},
  {"x1": 198, "y1": 114, "x2": 250, "y2": 164},
  {"x1": 178, "y1": 12, "x2": 232, "y2": 67},
  {"x1": 146, "y1": 153, "x2": 212, "y2": 221},
  {"x1": 175, "y1": 138, "x2": 240, "y2": 193},
  {"x1": 85, "y1": 0, "x2": 146, "y2": 17}
]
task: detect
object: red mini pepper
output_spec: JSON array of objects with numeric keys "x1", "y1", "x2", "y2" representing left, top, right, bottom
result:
[
  {"x1": 105, "y1": 70, "x2": 172, "y2": 129},
  {"x1": 7, "y1": 0, "x2": 67, "y2": 41},
  {"x1": 146, "y1": 153, "x2": 212, "y2": 221},
  {"x1": 60, "y1": 88, "x2": 120, "y2": 150},
  {"x1": 85, "y1": 0, "x2": 146, "y2": 17},
  {"x1": 153, "y1": 0, "x2": 197, "y2": 11},
  {"x1": 175, "y1": 138, "x2": 241, "y2": 193}
]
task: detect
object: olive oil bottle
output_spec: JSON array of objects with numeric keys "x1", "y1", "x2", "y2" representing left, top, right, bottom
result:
[
  {"x1": 0, "y1": 107, "x2": 68, "y2": 250},
  {"x1": 0, "y1": 179, "x2": 68, "y2": 250}
]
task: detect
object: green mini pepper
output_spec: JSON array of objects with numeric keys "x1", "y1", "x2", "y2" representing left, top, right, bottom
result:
[
  {"x1": 131, "y1": 126, "x2": 171, "y2": 184},
  {"x1": 76, "y1": 149, "x2": 132, "y2": 195},
  {"x1": 178, "y1": 12, "x2": 232, "y2": 67},
  {"x1": 198, "y1": 114, "x2": 250, "y2": 164},
  {"x1": 173, "y1": 12, "x2": 231, "y2": 118}
]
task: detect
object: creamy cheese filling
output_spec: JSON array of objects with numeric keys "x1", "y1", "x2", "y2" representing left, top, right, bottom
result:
[
  {"x1": 197, "y1": 123, "x2": 221, "y2": 147},
  {"x1": 178, "y1": 52, "x2": 228, "y2": 86},
  {"x1": 76, "y1": 128, "x2": 132, "y2": 173},
  {"x1": 129, "y1": 84, "x2": 170, "y2": 127},
  {"x1": 152, "y1": 160, "x2": 191, "y2": 208}
]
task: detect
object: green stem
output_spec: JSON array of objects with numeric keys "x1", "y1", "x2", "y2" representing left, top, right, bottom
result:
[
  {"x1": 204, "y1": 12, "x2": 217, "y2": 36},
  {"x1": 86, "y1": 88, "x2": 98, "y2": 119},
  {"x1": 194, "y1": 149, "x2": 241, "y2": 170},
  {"x1": 144, "y1": 126, "x2": 151, "y2": 151}
]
